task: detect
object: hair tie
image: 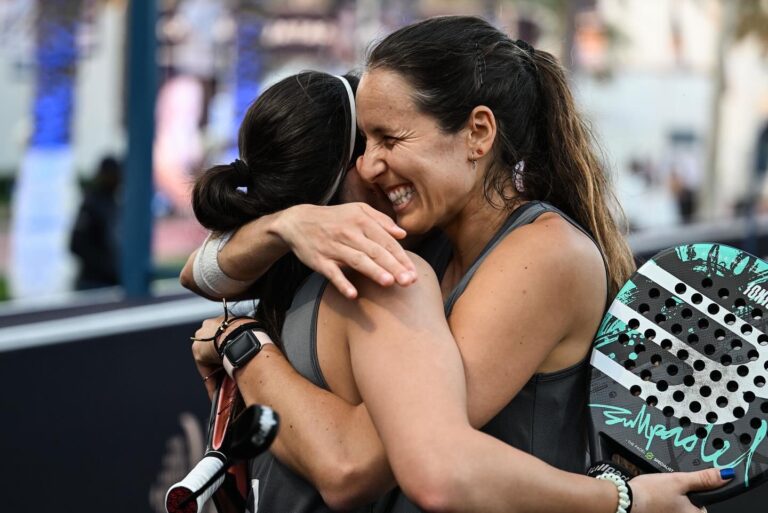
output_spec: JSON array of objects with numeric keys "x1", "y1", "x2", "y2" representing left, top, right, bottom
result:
[
  {"x1": 231, "y1": 158, "x2": 250, "y2": 177},
  {"x1": 514, "y1": 39, "x2": 535, "y2": 57},
  {"x1": 319, "y1": 75, "x2": 357, "y2": 205}
]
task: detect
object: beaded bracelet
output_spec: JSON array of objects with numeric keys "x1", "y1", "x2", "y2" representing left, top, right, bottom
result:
[{"x1": 596, "y1": 471, "x2": 632, "y2": 513}]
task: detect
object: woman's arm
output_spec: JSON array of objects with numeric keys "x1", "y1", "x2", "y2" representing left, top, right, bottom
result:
[
  {"x1": 341, "y1": 254, "x2": 728, "y2": 513},
  {"x1": 192, "y1": 318, "x2": 395, "y2": 510},
  {"x1": 180, "y1": 203, "x2": 417, "y2": 300}
]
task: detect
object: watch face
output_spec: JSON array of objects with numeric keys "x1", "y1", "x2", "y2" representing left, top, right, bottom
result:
[{"x1": 225, "y1": 330, "x2": 261, "y2": 366}]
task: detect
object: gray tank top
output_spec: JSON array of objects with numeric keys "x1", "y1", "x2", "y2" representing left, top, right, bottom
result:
[{"x1": 378, "y1": 201, "x2": 599, "y2": 513}]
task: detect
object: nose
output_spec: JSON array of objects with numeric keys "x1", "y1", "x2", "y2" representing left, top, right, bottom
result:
[{"x1": 356, "y1": 143, "x2": 386, "y2": 185}]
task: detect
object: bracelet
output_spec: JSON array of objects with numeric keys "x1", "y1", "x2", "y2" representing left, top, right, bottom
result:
[{"x1": 596, "y1": 472, "x2": 632, "y2": 513}]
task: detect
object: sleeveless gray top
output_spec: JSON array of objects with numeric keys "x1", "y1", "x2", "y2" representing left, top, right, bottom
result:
[{"x1": 378, "y1": 201, "x2": 598, "y2": 513}]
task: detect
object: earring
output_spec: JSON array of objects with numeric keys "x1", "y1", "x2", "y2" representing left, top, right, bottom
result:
[{"x1": 470, "y1": 157, "x2": 477, "y2": 172}]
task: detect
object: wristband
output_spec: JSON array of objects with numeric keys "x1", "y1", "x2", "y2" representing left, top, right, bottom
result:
[{"x1": 193, "y1": 232, "x2": 256, "y2": 297}]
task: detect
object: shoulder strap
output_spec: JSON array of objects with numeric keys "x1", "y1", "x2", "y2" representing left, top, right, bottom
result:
[
  {"x1": 444, "y1": 201, "x2": 600, "y2": 315},
  {"x1": 280, "y1": 272, "x2": 330, "y2": 389}
]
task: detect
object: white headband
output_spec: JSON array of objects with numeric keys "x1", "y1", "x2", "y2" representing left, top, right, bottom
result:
[{"x1": 320, "y1": 75, "x2": 357, "y2": 205}]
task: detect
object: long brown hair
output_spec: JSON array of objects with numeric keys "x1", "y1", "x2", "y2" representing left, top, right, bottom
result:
[{"x1": 367, "y1": 16, "x2": 634, "y2": 295}]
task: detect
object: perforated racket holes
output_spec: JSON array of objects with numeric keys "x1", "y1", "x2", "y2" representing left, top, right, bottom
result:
[
  {"x1": 699, "y1": 319, "x2": 710, "y2": 330},
  {"x1": 740, "y1": 433, "x2": 753, "y2": 445},
  {"x1": 718, "y1": 288, "x2": 730, "y2": 299},
  {"x1": 684, "y1": 375, "x2": 696, "y2": 387},
  {"x1": 671, "y1": 324, "x2": 683, "y2": 335},
  {"x1": 649, "y1": 288, "x2": 661, "y2": 298},
  {"x1": 749, "y1": 350, "x2": 760, "y2": 361},
  {"x1": 690, "y1": 401, "x2": 702, "y2": 413},
  {"x1": 656, "y1": 380, "x2": 669, "y2": 392},
  {"x1": 663, "y1": 406, "x2": 675, "y2": 417},
  {"x1": 761, "y1": 402, "x2": 768, "y2": 414},
  {"x1": 701, "y1": 277, "x2": 714, "y2": 288},
  {"x1": 710, "y1": 370, "x2": 723, "y2": 382},
  {"x1": 681, "y1": 308, "x2": 693, "y2": 319},
  {"x1": 706, "y1": 411, "x2": 718, "y2": 423},
  {"x1": 707, "y1": 304, "x2": 720, "y2": 315},
  {"x1": 704, "y1": 344, "x2": 716, "y2": 356},
  {"x1": 755, "y1": 376, "x2": 766, "y2": 388},
  {"x1": 677, "y1": 349, "x2": 690, "y2": 361},
  {"x1": 628, "y1": 318, "x2": 641, "y2": 330},
  {"x1": 752, "y1": 309, "x2": 763, "y2": 320},
  {"x1": 714, "y1": 329, "x2": 726, "y2": 341},
  {"x1": 639, "y1": 303, "x2": 650, "y2": 315},
  {"x1": 734, "y1": 297, "x2": 747, "y2": 308},
  {"x1": 679, "y1": 416, "x2": 691, "y2": 428},
  {"x1": 721, "y1": 354, "x2": 733, "y2": 366},
  {"x1": 695, "y1": 427, "x2": 707, "y2": 438},
  {"x1": 692, "y1": 293, "x2": 704, "y2": 305},
  {"x1": 688, "y1": 334, "x2": 699, "y2": 344},
  {"x1": 731, "y1": 339, "x2": 743, "y2": 350},
  {"x1": 640, "y1": 369, "x2": 653, "y2": 381},
  {"x1": 751, "y1": 417, "x2": 763, "y2": 430},
  {"x1": 737, "y1": 365, "x2": 750, "y2": 377},
  {"x1": 630, "y1": 385, "x2": 642, "y2": 396},
  {"x1": 727, "y1": 380, "x2": 739, "y2": 392},
  {"x1": 723, "y1": 422, "x2": 735, "y2": 434},
  {"x1": 661, "y1": 339, "x2": 673, "y2": 350},
  {"x1": 655, "y1": 313, "x2": 667, "y2": 324},
  {"x1": 744, "y1": 391, "x2": 756, "y2": 403},
  {"x1": 651, "y1": 354, "x2": 663, "y2": 366},
  {"x1": 665, "y1": 298, "x2": 677, "y2": 309},
  {"x1": 724, "y1": 313, "x2": 737, "y2": 325},
  {"x1": 713, "y1": 438, "x2": 725, "y2": 450},
  {"x1": 733, "y1": 406, "x2": 746, "y2": 419},
  {"x1": 618, "y1": 333, "x2": 630, "y2": 345},
  {"x1": 673, "y1": 390, "x2": 686, "y2": 402},
  {"x1": 716, "y1": 396, "x2": 728, "y2": 408},
  {"x1": 667, "y1": 364, "x2": 679, "y2": 376},
  {"x1": 676, "y1": 283, "x2": 687, "y2": 295},
  {"x1": 624, "y1": 359, "x2": 636, "y2": 370},
  {"x1": 759, "y1": 334, "x2": 768, "y2": 346},
  {"x1": 700, "y1": 385, "x2": 712, "y2": 397},
  {"x1": 693, "y1": 360, "x2": 706, "y2": 372},
  {"x1": 741, "y1": 324, "x2": 753, "y2": 336},
  {"x1": 646, "y1": 395, "x2": 659, "y2": 407},
  {"x1": 643, "y1": 329, "x2": 656, "y2": 341}
]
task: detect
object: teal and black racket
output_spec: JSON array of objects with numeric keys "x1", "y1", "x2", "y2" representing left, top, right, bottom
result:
[{"x1": 589, "y1": 243, "x2": 768, "y2": 505}]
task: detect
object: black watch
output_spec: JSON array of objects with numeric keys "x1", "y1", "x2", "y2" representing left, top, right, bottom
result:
[{"x1": 222, "y1": 329, "x2": 265, "y2": 376}]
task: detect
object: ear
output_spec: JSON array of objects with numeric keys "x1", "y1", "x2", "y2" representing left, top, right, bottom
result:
[{"x1": 466, "y1": 105, "x2": 496, "y2": 159}]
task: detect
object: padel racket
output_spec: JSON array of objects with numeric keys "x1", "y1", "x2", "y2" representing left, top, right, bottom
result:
[
  {"x1": 165, "y1": 374, "x2": 279, "y2": 513},
  {"x1": 589, "y1": 243, "x2": 768, "y2": 505}
]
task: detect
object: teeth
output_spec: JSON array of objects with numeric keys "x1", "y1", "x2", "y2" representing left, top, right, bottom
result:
[{"x1": 387, "y1": 186, "x2": 415, "y2": 206}]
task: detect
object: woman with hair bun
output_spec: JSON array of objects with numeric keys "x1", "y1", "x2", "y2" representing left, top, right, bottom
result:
[{"x1": 186, "y1": 17, "x2": 728, "y2": 513}]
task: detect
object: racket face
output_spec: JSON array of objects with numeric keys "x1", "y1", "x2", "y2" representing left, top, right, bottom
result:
[{"x1": 589, "y1": 243, "x2": 768, "y2": 503}]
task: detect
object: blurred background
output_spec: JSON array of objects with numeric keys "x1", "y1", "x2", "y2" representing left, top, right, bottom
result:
[{"x1": 1, "y1": 1, "x2": 768, "y2": 512}]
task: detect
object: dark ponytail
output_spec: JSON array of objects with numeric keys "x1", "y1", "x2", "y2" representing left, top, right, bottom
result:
[
  {"x1": 192, "y1": 71, "x2": 363, "y2": 342},
  {"x1": 367, "y1": 16, "x2": 634, "y2": 296}
]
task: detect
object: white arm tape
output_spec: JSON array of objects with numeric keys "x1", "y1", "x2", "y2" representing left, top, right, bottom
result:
[{"x1": 193, "y1": 231, "x2": 256, "y2": 297}]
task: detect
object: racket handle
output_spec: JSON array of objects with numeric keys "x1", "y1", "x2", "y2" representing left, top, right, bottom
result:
[{"x1": 165, "y1": 454, "x2": 227, "y2": 513}]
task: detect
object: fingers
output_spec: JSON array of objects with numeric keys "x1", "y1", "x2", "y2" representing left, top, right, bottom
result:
[
  {"x1": 322, "y1": 262, "x2": 358, "y2": 299},
  {"x1": 362, "y1": 203, "x2": 408, "y2": 239},
  {"x1": 681, "y1": 467, "x2": 734, "y2": 493}
]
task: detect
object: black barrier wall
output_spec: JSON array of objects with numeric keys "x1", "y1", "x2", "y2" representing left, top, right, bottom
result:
[{"x1": 0, "y1": 298, "x2": 215, "y2": 513}]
